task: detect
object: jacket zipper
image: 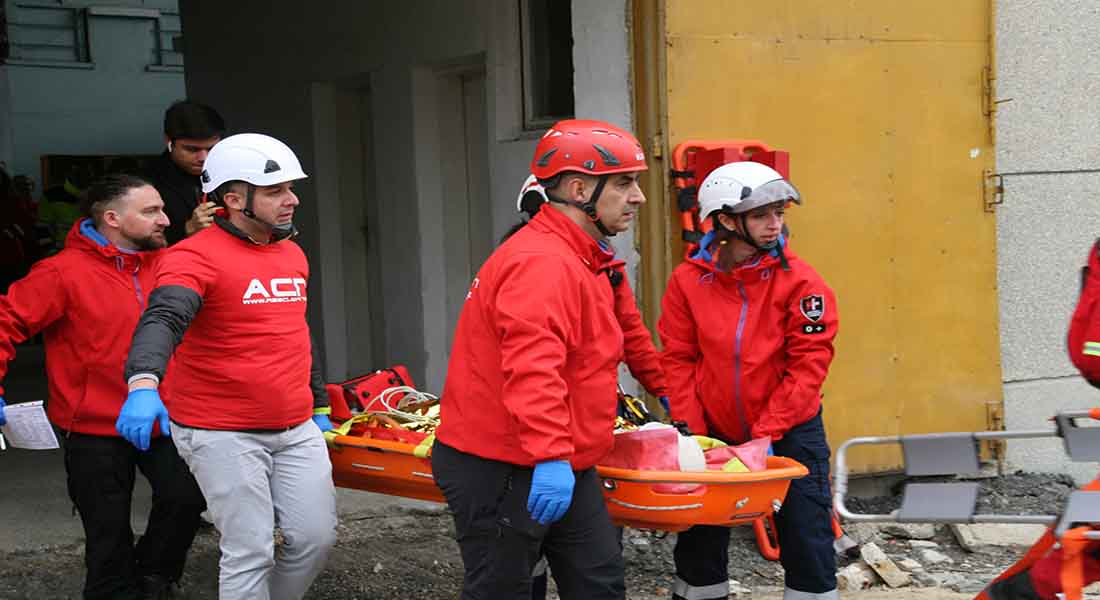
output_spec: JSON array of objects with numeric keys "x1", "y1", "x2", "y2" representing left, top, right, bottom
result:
[
  {"x1": 71, "y1": 255, "x2": 142, "y2": 432},
  {"x1": 733, "y1": 282, "x2": 751, "y2": 442}
]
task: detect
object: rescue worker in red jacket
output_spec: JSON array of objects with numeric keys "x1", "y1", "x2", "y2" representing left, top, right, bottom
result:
[
  {"x1": 119, "y1": 134, "x2": 337, "y2": 600},
  {"x1": 514, "y1": 174, "x2": 669, "y2": 404},
  {"x1": 658, "y1": 161, "x2": 839, "y2": 600},
  {"x1": 513, "y1": 174, "x2": 669, "y2": 600},
  {"x1": 0, "y1": 174, "x2": 206, "y2": 599},
  {"x1": 433, "y1": 119, "x2": 648, "y2": 599}
]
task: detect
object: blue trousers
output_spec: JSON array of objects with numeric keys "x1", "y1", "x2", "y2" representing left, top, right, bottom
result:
[{"x1": 673, "y1": 411, "x2": 837, "y2": 599}]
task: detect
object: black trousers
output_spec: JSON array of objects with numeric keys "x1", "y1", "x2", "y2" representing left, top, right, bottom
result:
[
  {"x1": 431, "y1": 442, "x2": 625, "y2": 600},
  {"x1": 62, "y1": 432, "x2": 206, "y2": 600},
  {"x1": 673, "y1": 411, "x2": 837, "y2": 598}
]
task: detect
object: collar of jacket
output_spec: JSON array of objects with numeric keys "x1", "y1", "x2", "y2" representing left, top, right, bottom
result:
[
  {"x1": 685, "y1": 231, "x2": 794, "y2": 283},
  {"x1": 214, "y1": 214, "x2": 299, "y2": 245},
  {"x1": 528, "y1": 205, "x2": 608, "y2": 273},
  {"x1": 65, "y1": 218, "x2": 150, "y2": 271}
]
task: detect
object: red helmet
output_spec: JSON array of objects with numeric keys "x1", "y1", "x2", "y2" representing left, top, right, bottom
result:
[{"x1": 530, "y1": 119, "x2": 648, "y2": 180}]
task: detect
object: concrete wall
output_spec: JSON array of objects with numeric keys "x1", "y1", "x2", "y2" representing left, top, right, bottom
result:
[
  {"x1": 0, "y1": 67, "x2": 12, "y2": 168},
  {"x1": 571, "y1": 0, "x2": 642, "y2": 394},
  {"x1": 179, "y1": 0, "x2": 636, "y2": 393},
  {"x1": 4, "y1": 0, "x2": 184, "y2": 188},
  {"x1": 996, "y1": 1, "x2": 1100, "y2": 482}
]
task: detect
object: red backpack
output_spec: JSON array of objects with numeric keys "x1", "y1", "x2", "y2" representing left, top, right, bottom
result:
[
  {"x1": 325, "y1": 366, "x2": 416, "y2": 422},
  {"x1": 1068, "y1": 241, "x2": 1100, "y2": 386}
]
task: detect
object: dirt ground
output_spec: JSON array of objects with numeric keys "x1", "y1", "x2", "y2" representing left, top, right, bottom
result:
[{"x1": 0, "y1": 472, "x2": 1079, "y2": 599}]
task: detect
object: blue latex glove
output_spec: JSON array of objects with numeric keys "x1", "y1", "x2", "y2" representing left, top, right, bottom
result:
[
  {"x1": 0, "y1": 396, "x2": 6, "y2": 427},
  {"x1": 767, "y1": 443, "x2": 774, "y2": 456},
  {"x1": 311, "y1": 413, "x2": 334, "y2": 432},
  {"x1": 658, "y1": 396, "x2": 670, "y2": 414},
  {"x1": 116, "y1": 388, "x2": 170, "y2": 451},
  {"x1": 527, "y1": 460, "x2": 575, "y2": 525}
]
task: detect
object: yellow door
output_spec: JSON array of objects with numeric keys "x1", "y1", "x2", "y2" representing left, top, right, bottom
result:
[{"x1": 645, "y1": 0, "x2": 999, "y2": 473}]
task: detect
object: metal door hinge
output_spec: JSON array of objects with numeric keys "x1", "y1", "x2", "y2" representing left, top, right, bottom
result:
[
  {"x1": 650, "y1": 133, "x2": 663, "y2": 160},
  {"x1": 984, "y1": 169, "x2": 1004, "y2": 212},
  {"x1": 982, "y1": 66, "x2": 997, "y2": 119},
  {"x1": 985, "y1": 398, "x2": 1006, "y2": 465}
]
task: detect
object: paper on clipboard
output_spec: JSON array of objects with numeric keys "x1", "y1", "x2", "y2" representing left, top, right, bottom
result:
[{"x1": 1, "y1": 401, "x2": 59, "y2": 450}]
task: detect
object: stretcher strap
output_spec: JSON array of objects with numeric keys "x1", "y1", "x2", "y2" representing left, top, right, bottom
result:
[
  {"x1": 413, "y1": 433, "x2": 435, "y2": 458},
  {"x1": 323, "y1": 414, "x2": 374, "y2": 446}
]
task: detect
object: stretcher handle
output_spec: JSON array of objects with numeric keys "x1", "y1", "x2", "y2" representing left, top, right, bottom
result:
[
  {"x1": 605, "y1": 497, "x2": 705, "y2": 512},
  {"x1": 834, "y1": 432, "x2": 1059, "y2": 524}
]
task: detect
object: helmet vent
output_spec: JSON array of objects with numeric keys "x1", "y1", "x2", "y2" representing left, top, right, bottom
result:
[
  {"x1": 201, "y1": 171, "x2": 211, "y2": 183},
  {"x1": 592, "y1": 144, "x2": 621, "y2": 167},
  {"x1": 535, "y1": 148, "x2": 558, "y2": 167},
  {"x1": 263, "y1": 160, "x2": 282, "y2": 174}
]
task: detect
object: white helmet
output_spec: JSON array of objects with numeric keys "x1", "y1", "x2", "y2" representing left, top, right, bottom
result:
[
  {"x1": 697, "y1": 161, "x2": 800, "y2": 221},
  {"x1": 516, "y1": 174, "x2": 547, "y2": 216},
  {"x1": 200, "y1": 133, "x2": 308, "y2": 194}
]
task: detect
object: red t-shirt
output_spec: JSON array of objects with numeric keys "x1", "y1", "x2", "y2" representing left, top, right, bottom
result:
[{"x1": 156, "y1": 225, "x2": 314, "y2": 430}]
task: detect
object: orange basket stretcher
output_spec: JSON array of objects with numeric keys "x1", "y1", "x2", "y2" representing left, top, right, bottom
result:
[{"x1": 327, "y1": 433, "x2": 808, "y2": 533}]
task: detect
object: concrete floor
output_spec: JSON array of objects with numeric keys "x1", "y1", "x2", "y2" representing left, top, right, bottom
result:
[{"x1": 0, "y1": 341, "x2": 441, "y2": 554}]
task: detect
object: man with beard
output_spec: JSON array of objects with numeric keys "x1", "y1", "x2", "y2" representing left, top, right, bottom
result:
[{"x1": 0, "y1": 174, "x2": 206, "y2": 600}]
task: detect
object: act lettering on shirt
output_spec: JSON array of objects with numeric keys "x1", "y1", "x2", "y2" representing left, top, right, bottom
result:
[{"x1": 242, "y1": 277, "x2": 308, "y2": 305}]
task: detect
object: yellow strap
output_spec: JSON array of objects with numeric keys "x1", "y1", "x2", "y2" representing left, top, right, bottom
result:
[
  {"x1": 323, "y1": 414, "x2": 373, "y2": 446},
  {"x1": 413, "y1": 433, "x2": 435, "y2": 458},
  {"x1": 313, "y1": 406, "x2": 332, "y2": 415},
  {"x1": 693, "y1": 435, "x2": 727, "y2": 450}
]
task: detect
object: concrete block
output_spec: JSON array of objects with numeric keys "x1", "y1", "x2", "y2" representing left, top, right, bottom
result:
[
  {"x1": 837, "y1": 562, "x2": 879, "y2": 591},
  {"x1": 909, "y1": 540, "x2": 940, "y2": 549},
  {"x1": 950, "y1": 524, "x2": 1050, "y2": 551},
  {"x1": 918, "y1": 548, "x2": 955, "y2": 566},
  {"x1": 898, "y1": 558, "x2": 924, "y2": 572},
  {"x1": 860, "y1": 542, "x2": 912, "y2": 588}
]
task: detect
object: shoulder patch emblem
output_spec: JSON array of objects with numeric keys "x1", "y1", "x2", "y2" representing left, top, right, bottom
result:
[{"x1": 800, "y1": 294, "x2": 825, "y2": 322}]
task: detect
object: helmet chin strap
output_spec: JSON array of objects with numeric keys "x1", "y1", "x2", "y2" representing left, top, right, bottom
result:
[
  {"x1": 545, "y1": 175, "x2": 615, "y2": 237},
  {"x1": 717, "y1": 213, "x2": 791, "y2": 271},
  {"x1": 238, "y1": 183, "x2": 296, "y2": 242}
]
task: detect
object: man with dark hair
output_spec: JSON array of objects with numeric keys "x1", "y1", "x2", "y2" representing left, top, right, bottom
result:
[
  {"x1": 121, "y1": 134, "x2": 336, "y2": 600},
  {"x1": 0, "y1": 174, "x2": 206, "y2": 599},
  {"x1": 145, "y1": 100, "x2": 225, "y2": 245},
  {"x1": 433, "y1": 119, "x2": 649, "y2": 599}
]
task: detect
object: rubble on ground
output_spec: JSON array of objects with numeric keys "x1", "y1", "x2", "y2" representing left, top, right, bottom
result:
[{"x1": 0, "y1": 472, "x2": 1081, "y2": 599}]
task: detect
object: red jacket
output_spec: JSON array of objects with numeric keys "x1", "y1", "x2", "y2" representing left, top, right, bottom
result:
[
  {"x1": 658, "y1": 239, "x2": 838, "y2": 443},
  {"x1": 0, "y1": 220, "x2": 162, "y2": 436},
  {"x1": 436, "y1": 207, "x2": 624, "y2": 469},
  {"x1": 600, "y1": 258, "x2": 668, "y2": 397}
]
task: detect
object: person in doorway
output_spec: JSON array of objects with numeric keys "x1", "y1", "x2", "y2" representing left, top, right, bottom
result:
[
  {"x1": 0, "y1": 174, "x2": 206, "y2": 599},
  {"x1": 658, "y1": 161, "x2": 839, "y2": 600},
  {"x1": 432, "y1": 119, "x2": 648, "y2": 600},
  {"x1": 510, "y1": 174, "x2": 669, "y2": 599},
  {"x1": 145, "y1": 100, "x2": 225, "y2": 245},
  {"x1": 120, "y1": 133, "x2": 337, "y2": 600},
  {"x1": 37, "y1": 163, "x2": 95, "y2": 255}
]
